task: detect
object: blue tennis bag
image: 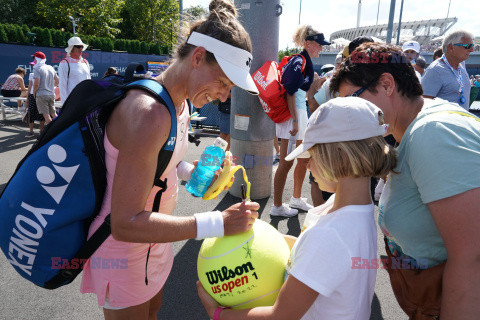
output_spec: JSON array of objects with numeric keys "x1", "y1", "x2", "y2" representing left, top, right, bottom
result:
[{"x1": 0, "y1": 77, "x2": 177, "y2": 289}]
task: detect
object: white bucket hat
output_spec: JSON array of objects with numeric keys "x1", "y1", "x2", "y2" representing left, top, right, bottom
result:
[
  {"x1": 186, "y1": 32, "x2": 258, "y2": 95},
  {"x1": 285, "y1": 97, "x2": 387, "y2": 161},
  {"x1": 65, "y1": 37, "x2": 88, "y2": 54}
]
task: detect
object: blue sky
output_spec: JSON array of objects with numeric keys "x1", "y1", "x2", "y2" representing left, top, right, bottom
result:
[{"x1": 183, "y1": 0, "x2": 480, "y2": 49}]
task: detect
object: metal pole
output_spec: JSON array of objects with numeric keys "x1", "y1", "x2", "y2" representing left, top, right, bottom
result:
[
  {"x1": 298, "y1": 0, "x2": 302, "y2": 25},
  {"x1": 376, "y1": 0, "x2": 381, "y2": 25},
  {"x1": 179, "y1": 0, "x2": 183, "y2": 21},
  {"x1": 386, "y1": 0, "x2": 396, "y2": 44},
  {"x1": 357, "y1": 0, "x2": 362, "y2": 28},
  {"x1": 230, "y1": 0, "x2": 281, "y2": 199},
  {"x1": 446, "y1": 0, "x2": 451, "y2": 18},
  {"x1": 396, "y1": 0, "x2": 404, "y2": 45}
]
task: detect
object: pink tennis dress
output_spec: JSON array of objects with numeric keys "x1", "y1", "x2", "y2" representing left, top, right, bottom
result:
[{"x1": 80, "y1": 103, "x2": 190, "y2": 308}]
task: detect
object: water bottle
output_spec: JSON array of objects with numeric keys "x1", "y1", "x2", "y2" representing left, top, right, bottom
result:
[
  {"x1": 186, "y1": 137, "x2": 228, "y2": 197},
  {"x1": 287, "y1": 135, "x2": 297, "y2": 155}
]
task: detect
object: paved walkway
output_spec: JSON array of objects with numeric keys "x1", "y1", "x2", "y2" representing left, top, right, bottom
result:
[{"x1": 0, "y1": 114, "x2": 404, "y2": 319}]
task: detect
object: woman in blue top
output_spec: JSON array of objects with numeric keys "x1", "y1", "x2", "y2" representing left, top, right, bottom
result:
[
  {"x1": 271, "y1": 25, "x2": 330, "y2": 217},
  {"x1": 330, "y1": 42, "x2": 480, "y2": 318}
]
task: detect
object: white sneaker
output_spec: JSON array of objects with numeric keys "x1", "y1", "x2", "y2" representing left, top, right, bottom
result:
[
  {"x1": 289, "y1": 197, "x2": 314, "y2": 211},
  {"x1": 270, "y1": 204, "x2": 298, "y2": 217}
]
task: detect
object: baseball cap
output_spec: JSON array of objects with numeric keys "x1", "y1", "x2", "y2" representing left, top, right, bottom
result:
[
  {"x1": 402, "y1": 41, "x2": 420, "y2": 53},
  {"x1": 186, "y1": 32, "x2": 258, "y2": 95},
  {"x1": 285, "y1": 97, "x2": 386, "y2": 161},
  {"x1": 306, "y1": 33, "x2": 331, "y2": 46},
  {"x1": 32, "y1": 51, "x2": 46, "y2": 59}
]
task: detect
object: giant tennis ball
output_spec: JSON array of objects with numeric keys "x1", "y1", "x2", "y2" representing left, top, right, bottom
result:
[{"x1": 197, "y1": 219, "x2": 290, "y2": 309}]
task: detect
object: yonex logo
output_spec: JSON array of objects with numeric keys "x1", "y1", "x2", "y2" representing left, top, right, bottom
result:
[
  {"x1": 7, "y1": 144, "x2": 80, "y2": 276},
  {"x1": 246, "y1": 57, "x2": 252, "y2": 68},
  {"x1": 167, "y1": 137, "x2": 176, "y2": 146},
  {"x1": 36, "y1": 144, "x2": 80, "y2": 204}
]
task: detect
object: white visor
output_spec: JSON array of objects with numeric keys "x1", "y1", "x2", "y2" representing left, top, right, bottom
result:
[{"x1": 187, "y1": 32, "x2": 258, "y2": 95}]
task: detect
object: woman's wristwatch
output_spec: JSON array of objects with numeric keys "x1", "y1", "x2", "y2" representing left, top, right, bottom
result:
[{"x1": 292, "y1": 119, "x2": 298, "y2": 123}]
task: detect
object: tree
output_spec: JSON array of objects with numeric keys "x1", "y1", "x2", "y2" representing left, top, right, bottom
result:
[
  {"x1": 51, "y1": 29, "x2": 64, "y2": 47},
  {"x1": 278, "y1": 46, "x2": 300, "y2": 61},
  {"x1": 37, "y1": 28, "x2": 53, "y2": 47},
  {"x1": 3, "y1": 24, "x2": 17, "y2": 43},
  {"x1": 123, "y1": 0, "x2": 179, "y2": 50},
  {"x1": 182, "y1": 5, "x2": 208, "y2": 23},
  {"x1": 0, "y1": 25, "x2": 8, "y2": 43},
  {"x1": 0, "y1": 0, "x2": 40, "y2": 25},
  {"x1": 35, "y1": 0, "x2": 124, "y2": 38}
]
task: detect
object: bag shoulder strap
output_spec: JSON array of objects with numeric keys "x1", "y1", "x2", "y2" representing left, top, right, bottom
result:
[
  {"x1": 278, "y1": 54, "x2": 307, "y2": 74},
  {"x1": 124, "y1": 79, "x2": 177, "y2": 211}
]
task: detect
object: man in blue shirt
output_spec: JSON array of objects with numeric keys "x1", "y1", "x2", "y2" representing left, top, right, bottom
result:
[{"x1": 422, "y1": 30, "x2": 474, "y2": 110}]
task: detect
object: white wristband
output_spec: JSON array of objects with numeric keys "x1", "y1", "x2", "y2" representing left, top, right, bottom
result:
[
  {"x1": 194, "y1": 211, "x2": 224, "y2": 240},
  {"x1": 177, "y1": 161, "x2": 195, "y2": 181}
]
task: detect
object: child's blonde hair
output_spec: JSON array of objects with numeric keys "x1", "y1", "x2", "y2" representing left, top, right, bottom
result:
[{"x1": 309, "y1": 136, "x2": 397, "y2": 182}]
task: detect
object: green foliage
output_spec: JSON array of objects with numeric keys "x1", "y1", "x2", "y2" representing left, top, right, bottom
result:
[
  {"x1": 51, "y1": 29, "x2": 64, "y2": 47},
  {"x1": 0, "y1": 20, "x2": 169, "y2": 56},
  {"x1": 36, "y1": 28, "x2": 53, "y2": 47},
  {"x1": 183, "y1": 5, "x2": 208, "y2": 22},
  {"x1": 35, "y1": 0, "x2": 124, "y2": 38},
  {"x1": 88, "y1": 37, "x2": 101, "y2": 50},
  {"x1": 4, "y1": 24, "x2": 17, "y2": 43},
  {"x1": 21, "y1": 25, "x2": 31, "y2": 43},
  {"x1": 0, "y1": 0, "x2": 40, "y2": 25},
  {"x1": 278, "y1": 46, "x2": 300, "y2": 62},
  {"x1": 140, "y1": 41, "x2": 149, "y2": 54},
  {"x1": 133, "y1": 40, "x2": 141, "y2": 54},
  {"x1": 123, "y1": 0, "x2": 179, "y2": 47},
  {"x1": 113, "y1": 39, "x2": 124, "y2": 51},
  {"x1": 0, "y1": 25, "x2": 8, "y2": 43},
  {"x1": 149, "y1": 43, "x2": 161, "y2": 55},
  {"x1": 161, "y1": 45, "x2": 169, "y2": 55},
  {"x1": 15, "y1": 25, "x2": 28, "y2": 44},
  {"x1": 102, "y1": 38, "x2": 114, "y2": 52}
]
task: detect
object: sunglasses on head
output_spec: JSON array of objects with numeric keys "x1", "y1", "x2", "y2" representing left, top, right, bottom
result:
[{"x1": 453, "y1": 43, "x2": 474, "y2": 50}]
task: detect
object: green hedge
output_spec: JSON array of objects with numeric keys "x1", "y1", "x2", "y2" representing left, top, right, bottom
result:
[{"x1": 0, "y1": 23, "x2": 168, "y2": 55}]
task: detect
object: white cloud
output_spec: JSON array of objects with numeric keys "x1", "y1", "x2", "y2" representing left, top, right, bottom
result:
[{"x1": 183, "y1": 0, "x2": 480, "y2": 49}]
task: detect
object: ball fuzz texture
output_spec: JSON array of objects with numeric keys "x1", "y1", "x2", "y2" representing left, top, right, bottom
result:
[{"x1": 197, "y1": 219, "x2": 290, "y2": 309}]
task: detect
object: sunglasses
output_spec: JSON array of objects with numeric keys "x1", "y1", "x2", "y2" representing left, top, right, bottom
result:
[
  {"x1": 73, "y1": 45, "x2": 84, "y2": 49},
  {"x1": 347, "y1": 78, "x2": 379, "y2": 97},
  {"x1": 453, "y1": 43, "x2": 474, "y2": 50}
]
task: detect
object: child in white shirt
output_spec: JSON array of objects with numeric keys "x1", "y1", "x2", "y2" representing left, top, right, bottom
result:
[{"x1": 197, "y1": 97, "x2": 398, "y2": 320}]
